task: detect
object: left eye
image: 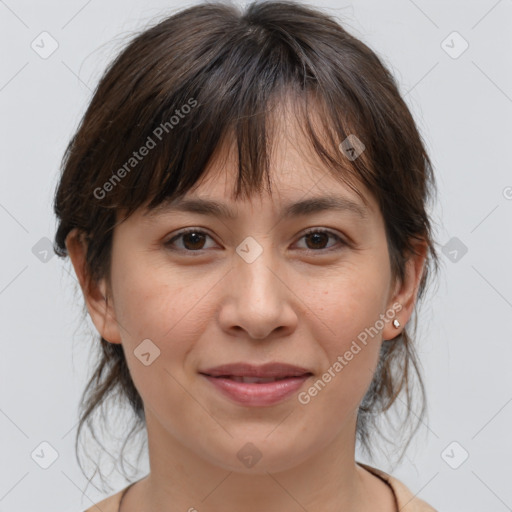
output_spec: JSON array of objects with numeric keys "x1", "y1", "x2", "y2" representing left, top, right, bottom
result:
[
  {"x1": 296, "y1": 229, "x2": 345, "y2": 251},
  {"x1": 165, "y1": 228, "x2": 345, "y2": 252}
]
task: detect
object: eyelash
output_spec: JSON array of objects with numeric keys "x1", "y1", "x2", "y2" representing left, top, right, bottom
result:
[{"x1": 164, "y1": 227, "x2": 347, "y2": 254}]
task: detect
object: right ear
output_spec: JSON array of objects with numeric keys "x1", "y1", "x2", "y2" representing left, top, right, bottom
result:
[{"x1": 65, "y1": 228, "x2": 122, "y2": 344}]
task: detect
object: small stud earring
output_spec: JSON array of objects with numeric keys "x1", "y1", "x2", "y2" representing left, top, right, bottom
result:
[{"x1": 393, "y1": 319, "x2": 400, "y2": 328}]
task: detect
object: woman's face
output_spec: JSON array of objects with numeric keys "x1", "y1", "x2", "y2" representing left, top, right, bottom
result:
[{"x1": 69, "y1": 113, "x2": 426, "y2": 474}]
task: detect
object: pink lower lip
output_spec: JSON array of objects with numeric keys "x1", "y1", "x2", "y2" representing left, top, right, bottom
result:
[{"x1": 202, "y1": 374, "x2": 311, "y2": 406}]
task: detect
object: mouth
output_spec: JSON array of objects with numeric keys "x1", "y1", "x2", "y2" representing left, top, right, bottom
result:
[
  {"x1": 198, "y1": 362, "x2": 313, "y2": 406},
  {"x1": 207, "y1": 375, "x2": 301, "y2": 383},
  {"x1": 199, "y1": 362, "x2": 313, "y2": 380}
]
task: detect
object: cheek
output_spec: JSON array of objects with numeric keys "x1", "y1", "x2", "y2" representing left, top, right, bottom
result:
[
  {"x1": 111, "y1": 257, "x2": 216, "y2": 384},
  {"x1": 111, "y1": 268, "x2": 213, "y2": 413},
  {"x1": 317, "y1": 263, "x2": 389, "y2": 343},
  {"x1": 111, "y1": 248, "x2": 201, "y2": 338},
  {"x1": 306, "y1": 267, "x2": 389, "y2": 408}
]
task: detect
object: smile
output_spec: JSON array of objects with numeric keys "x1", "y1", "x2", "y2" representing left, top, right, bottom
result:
[{"x1": 200, "y1": 374, "x2": 312, "y2": 406}]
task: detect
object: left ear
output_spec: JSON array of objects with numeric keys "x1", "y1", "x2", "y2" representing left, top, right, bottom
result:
[{"x1": 381, "y1": 239, "x2": 428, "y2": 341}]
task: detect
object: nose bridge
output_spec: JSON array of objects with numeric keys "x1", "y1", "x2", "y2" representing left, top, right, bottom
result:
[
  {"x1": 219, "y1": 233, "x2": 296, "y2": 339},
  {"x1": 235, "y1": 235, "x2": 281, "y2": 307}
]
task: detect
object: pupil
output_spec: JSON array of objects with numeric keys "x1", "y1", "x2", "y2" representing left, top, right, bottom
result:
[
  {"x1": 184, "y1": 232, "x2": 204, "y2": 250},
  {"x1": 307, "y1": 232, "x2": 327, "y2": 249}
]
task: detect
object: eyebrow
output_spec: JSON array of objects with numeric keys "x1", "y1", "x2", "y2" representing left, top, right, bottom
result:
[{"x1": 144, "y1": 195, "x2": 369, "y2": 220}]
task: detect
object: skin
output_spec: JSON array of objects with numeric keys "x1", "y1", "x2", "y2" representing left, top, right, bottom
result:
[{"x1": 67, "y1": 101, "x2": 427, "y2": 512}]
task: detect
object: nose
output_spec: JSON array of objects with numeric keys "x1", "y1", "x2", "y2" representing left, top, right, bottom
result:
[{"x1": 217, "y1": 248, "x2": 298, "y2": 340}]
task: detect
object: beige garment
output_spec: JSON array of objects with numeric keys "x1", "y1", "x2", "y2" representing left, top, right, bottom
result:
[
  {"x1": 82, "y1": 463, "x2": 438, "y2": 512},
  {"x1": 358, "y1": 463, "x2": 438, "y2": 511}
]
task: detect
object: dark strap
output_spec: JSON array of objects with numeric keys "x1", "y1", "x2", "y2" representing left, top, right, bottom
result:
[{"x1": 118, "y1": 481, "x2": 137, "y2": 512}]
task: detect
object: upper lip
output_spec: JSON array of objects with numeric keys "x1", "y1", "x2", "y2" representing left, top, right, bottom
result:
[{"x1": 200, "y1": 362, "x2": 312, "y2": 378}]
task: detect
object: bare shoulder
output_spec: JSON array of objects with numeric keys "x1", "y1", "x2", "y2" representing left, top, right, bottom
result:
[{"x1": 82, "y1": 488, "x2": 124, "y2": 512}]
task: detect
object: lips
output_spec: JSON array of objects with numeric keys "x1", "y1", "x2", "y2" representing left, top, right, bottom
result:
[
  {"x1": 199, "y1": 363, "x2": 313, "y2": 407},
  {"x1": 199, "y1": 362, "x2": 313, "y2": 406},
  {"x1": 199, "y1": 362, "x2": 312, "y2": 380},
  {"x1": 226, "y1": 376, "x2": 289, "y2": 383}
]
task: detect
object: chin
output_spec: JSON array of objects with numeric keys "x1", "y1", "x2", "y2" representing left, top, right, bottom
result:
[{"x1": 202, "y1": 434, "x2": 319, "y2": 475}]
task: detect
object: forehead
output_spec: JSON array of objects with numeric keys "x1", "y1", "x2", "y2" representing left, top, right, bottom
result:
[
  {"x1": 143, "y1": 156, "x2": 377, "y2": 224},
  {"x1": 141, "y1": 92, "x2": 379, "y2": 221}
]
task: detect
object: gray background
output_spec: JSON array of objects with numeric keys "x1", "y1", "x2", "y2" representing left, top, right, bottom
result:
[{"x1": 1, "y1": 0, "x2": 511, "y2": 510}]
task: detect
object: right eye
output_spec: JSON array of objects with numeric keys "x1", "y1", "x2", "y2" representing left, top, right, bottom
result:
[{"x1": 164, "y1": 228, "x2": 217, "y2": 252}]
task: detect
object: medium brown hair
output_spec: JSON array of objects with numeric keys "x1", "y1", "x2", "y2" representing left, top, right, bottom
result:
[{"x1": 53, "y1": 0, "x2": 440, "y2": 486}]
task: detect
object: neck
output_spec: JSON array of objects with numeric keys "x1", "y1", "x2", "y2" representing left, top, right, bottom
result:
[{"x1": 130, "y1": 410, "x2": 367, "y2": 512}]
